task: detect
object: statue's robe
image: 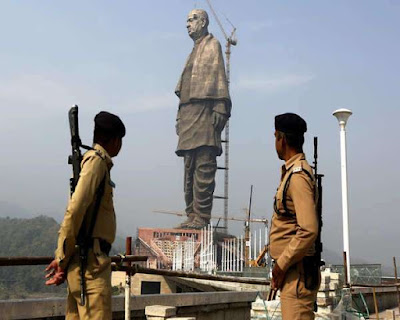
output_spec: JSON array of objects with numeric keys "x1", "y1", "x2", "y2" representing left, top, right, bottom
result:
[{"x1": 175, "y1": 33, "x2": 231, "y2": 157}]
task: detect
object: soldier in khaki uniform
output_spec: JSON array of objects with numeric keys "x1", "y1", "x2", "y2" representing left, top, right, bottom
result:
[
  {"x1": 45, "y1": 111, "x2": 125, "y2": 320},
  {"x1": 269, "y1": 113, "x2": 320, "y2": 320}
]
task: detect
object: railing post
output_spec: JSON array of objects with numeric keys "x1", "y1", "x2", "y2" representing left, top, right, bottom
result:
[
  {"x1": 125, "y1": 237, "x2": 132, "y2": 320},
  {"x1": 393, "y1": 257, "x2": 400, "y2": 315}
]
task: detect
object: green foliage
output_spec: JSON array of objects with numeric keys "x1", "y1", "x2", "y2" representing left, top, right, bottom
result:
[{"x1": 0, "y1": 216, "x2": 66, "y2": 299}]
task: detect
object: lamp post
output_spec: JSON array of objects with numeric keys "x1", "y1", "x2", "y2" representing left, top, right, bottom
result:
[{"x1": 333, "y1": 108, "x2": 353, "y2": 285}]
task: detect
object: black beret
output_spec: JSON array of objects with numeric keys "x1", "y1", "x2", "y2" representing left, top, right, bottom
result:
[
  {"x1": 275, "y1": 113, "x2": 307, "y2": 134},
  {"x1": 94, "y1": 111, "x2": 126, "y2": 137}
]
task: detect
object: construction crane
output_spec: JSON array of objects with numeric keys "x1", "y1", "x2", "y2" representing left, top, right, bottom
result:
[
  {"x1": 205, "y1": 0, "x2": 237, "y2": 233},
  {"x1": 242, "y1": 185, "x2": 269, "y2": 267},
  {"x1": 153, "y1": 209, "x2": 266, "y2": 224},
  {"x1": 244, "y1": 185, "x2": 253, "y2": 267}
]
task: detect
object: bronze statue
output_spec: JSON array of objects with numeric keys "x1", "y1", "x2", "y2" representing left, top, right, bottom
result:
[{"x1": 175, "y1": 9, "x2": 231, "y2": 229}]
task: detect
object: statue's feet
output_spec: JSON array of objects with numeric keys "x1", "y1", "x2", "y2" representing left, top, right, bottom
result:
[
  {"x1": 176, "y1": 213, "x2": 196, "y2": 229},
  {"x1": 184, "y1": 215, "x2": 210, "y2": 230}
]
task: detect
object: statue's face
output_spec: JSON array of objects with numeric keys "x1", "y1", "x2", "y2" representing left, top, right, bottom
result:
[{"x1": 187, "y1": 12, "x2": 205, "y2": 40}]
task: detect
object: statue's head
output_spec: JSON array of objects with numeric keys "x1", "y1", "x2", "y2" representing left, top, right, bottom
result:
[{"x1": 187, "y1": 9, "x2": 209, "y2": 41}]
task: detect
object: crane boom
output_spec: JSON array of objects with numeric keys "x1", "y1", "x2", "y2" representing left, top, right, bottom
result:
[
  {"x1": 153, "y1": 209, "x2": 266, "y2": 224},
  {"x1": 205, "y1": 0, "x2": 229, "y2": 41}
]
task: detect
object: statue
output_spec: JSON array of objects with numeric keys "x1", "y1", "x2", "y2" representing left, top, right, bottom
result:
[{"x1": 175, "y1": 9, "x2": 231, "y2": 229}]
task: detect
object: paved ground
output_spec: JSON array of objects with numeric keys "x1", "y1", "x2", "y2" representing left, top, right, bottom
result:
[{"x1": 369, "y1": 307, "x2": 399, "y2": 319}]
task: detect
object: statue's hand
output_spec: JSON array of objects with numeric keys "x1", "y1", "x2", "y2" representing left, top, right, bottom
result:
[
  {"x1": 213, "y1": 112, "x2": 228, "y2": 132},
  {"x1": 175, "y1": 120, "x2": 180, "y2": 136}
]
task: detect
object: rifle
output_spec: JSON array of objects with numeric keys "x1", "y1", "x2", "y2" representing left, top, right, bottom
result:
[
  {"x1": 303, "y1": 137, "x2": 325, "y2": 293},
  {"x1": 313, "y1": 137, "x2": 324, "y2": 268},
  {"x1": 68, "y1": 105, "x2": 100, "y2": 306}
]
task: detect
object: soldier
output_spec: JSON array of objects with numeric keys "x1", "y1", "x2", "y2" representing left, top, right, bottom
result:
[
  {"x1": 45, "y1": 111, "x2": 125, "y2": 320},
  {"x1": 175, "y1": 9, "x2": 231, "y2": 229},
  {"x1": 269, "y1": 113, "x2": 320, "y2": 319}
]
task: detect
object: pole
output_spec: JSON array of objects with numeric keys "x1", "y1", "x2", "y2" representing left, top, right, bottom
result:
[
  {"x1": 343, "y1": 251, "x2": 349, "y2": 288},
  {"x1": 241, "y1": 235, "x2": 244, "y2": 272},
  {"x1": 244, "y1": 185, "x2": 253, "y2": 267},
  {"x1": 228, "y1": 239, "x2": 231, "y2": 271},
  {"x1": 236, "y1": 237, "x2": 240, "y2": 272},
  {"x1": 253, "y1": 231, "x2": 257, "y2": 262},
  {"x1": 223, "y1": 40, "x2": 231, "y2": 232},
  {"x1": 200, "y1": 227, "x2": 206, "y2": 271},
  {"x1": 125, "y1": 237, "x2": 132, "y2": 320},
  {"x1": 224, "y1": 241, "x2": 227, "y2": 271},
  {"x1": 192, "y1": 237, "x2": 194, "y2": 271},
  {"x1": 339, "y1": 122, "x2": 351, "y2": 284},
  {"x1": 208, "y1": 224, "x2": 212, "y2": 273},
  {"x1": 233, "y1": 238, "x2": 236, "y2": 272},
  {"x1": 225, "y1": 240, "x2": 228, "y2": 271},
  {"x1": 373, "y1": 287, "x2": 380, "y2": 320},
  {"x1": 222, "y1": 241, "x2": 225, "y2": 272},
  {"x1": 393, "y1": 257, "x2": 400, "y2": 315},
  {"x1": 334, "y1": 109, "x2": 353, "y2": 285}
]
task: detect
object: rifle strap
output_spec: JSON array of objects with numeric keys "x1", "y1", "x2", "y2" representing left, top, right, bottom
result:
[
  {"x1": 78, "y1": 175, "x2": 107, "y2": 247},
  {"x1": 274, "y1": 167, "x2": 314, "y2": 218},
  {"x1": 87, "y1": 175, "x2": 106, "y2": 240}
]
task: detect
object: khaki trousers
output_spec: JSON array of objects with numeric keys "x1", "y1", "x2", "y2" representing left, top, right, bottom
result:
[
  {"x1": 65, "y1": 245, "x2": 112, "y2": 320},
  {"x1": 280, "y1": 263, "x2": 320, "y2": 320}
]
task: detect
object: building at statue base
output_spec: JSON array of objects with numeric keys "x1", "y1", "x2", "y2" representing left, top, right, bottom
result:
[{"x1": 133, "y1": 227, "x2": 203, "y2": 270}]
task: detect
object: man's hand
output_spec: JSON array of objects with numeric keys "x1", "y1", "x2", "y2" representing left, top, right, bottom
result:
[
  {"x1": 45, "y1": 259, "x2": 66, "y2": 286},
  {"x1": 212, "y1": 112, "x2": 228, "y2": 132},
  {"x1": 271, "y1": 262, "x2": 285, "y2": 290}
]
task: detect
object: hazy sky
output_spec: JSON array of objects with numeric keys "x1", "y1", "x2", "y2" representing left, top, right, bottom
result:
[{"x1": 0, "y1": 1, "x2": 399, "y2": 269}]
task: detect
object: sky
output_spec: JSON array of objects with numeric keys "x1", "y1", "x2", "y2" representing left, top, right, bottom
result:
[{"x1": 0, "y1": 1, "x2": 399, "y2": 270}]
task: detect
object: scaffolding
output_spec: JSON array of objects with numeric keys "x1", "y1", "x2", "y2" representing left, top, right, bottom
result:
[{"x1": 330, "y1": 264, "x2": 382, "y2": 286}]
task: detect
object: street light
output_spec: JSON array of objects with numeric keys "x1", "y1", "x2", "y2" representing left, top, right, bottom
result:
[{"x1": 333, "y1": 108, "x2": 353, "y2": 285}]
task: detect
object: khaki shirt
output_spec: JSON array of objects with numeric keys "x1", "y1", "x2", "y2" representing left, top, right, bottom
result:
[
  {"x1": 55, "y1": 144, "x2": 116, "y2": 270},
  {"x1": 269, "y1": 153, "x2": 318, "y2": 272}
]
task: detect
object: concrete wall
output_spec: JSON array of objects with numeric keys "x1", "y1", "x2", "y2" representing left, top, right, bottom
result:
[
  {"x1": 130, "y1": 274, "x2": 178, "y2": 295},
  {"x1": 0, "y1": 291, "x2": 257, "y2": 320},
  {"x1": 112, "y1": 273, "x2": 178, "y2": 295},
  {"x1": 352, "y1": 286, "x2": 400, "y2": 314}
]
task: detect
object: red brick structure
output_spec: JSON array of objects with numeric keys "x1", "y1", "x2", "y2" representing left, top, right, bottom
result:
[{"x1": 134, "y1": 228, "x2": 202, "y2": 269}]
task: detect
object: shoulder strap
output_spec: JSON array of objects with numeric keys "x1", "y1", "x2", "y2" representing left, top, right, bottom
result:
[
  {"x1": 87, "y1": 176, "x2": 106, "y2": 239},
  {"x1": 281, "y1": 171, "x2": 295, "y2": 216},
  {"x1": 281, "y1": 167, "x2": 314, "y2": 216},
  {"x1": 77, "y1": 152, "x2": 108, "y2": 245},
  {"x1": 77, "y1": 175, "x2": 106, "y2": 246}
]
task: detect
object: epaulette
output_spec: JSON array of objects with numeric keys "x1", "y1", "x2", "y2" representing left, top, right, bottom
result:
[
  {"x1": 292, "y1": 163, "x2": 303, "y2": 173},
  {"x1": 293, "y1": 166, "x2": 302, "y2": 173},
  {"x1": 274, "y1": 161, "x2": 314, "y2": 218},
  {"x1": 294, "y1": 161, "x2": 314, "y2": 182}
]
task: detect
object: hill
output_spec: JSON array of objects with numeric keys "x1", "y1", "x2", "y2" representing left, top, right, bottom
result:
[
  {"x1": 0, "y1": 216, "x2": 65, "y2": 299},
  {"x1": 0, "y1": 215, "x2": 128, "y2": 300}
]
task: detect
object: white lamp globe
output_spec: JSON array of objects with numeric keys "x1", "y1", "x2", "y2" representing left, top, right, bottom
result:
[{"x1": 333, "y1": 108, "x2": 352, "y2": 126}]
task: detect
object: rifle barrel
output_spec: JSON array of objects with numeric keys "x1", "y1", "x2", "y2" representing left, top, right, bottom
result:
[{"x1": 313, "y1": 136, "x2": 318, "y2": 174}]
